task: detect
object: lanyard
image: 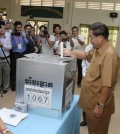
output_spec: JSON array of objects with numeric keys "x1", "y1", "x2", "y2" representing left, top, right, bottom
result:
[
  {"x1": 30, "y1": 37, "x2": 35, "y2": 45},
  {"x1": 14, "y1": 36, "x2": 21, "y2": 44}
]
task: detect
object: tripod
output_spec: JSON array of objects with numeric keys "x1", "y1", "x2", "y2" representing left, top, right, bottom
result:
[{"x1": 0, "y1": 47, "x2": 10, "y2": 97}]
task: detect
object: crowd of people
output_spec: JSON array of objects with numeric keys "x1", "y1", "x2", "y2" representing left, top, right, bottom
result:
[
  {"x1": 0, "y1": 19, "x2": 86, "y2": 134},
  {"x1": 0, "y1": 19, "x2": 119, "y2": 134},
  {"x1": 0, "y1": 19, "x2": 86, "y2": 94}
]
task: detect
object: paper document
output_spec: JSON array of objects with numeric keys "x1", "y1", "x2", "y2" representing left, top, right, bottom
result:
[
  {"x1": 0, "y1": 108, "x2": 28, "y2": 126},
  {"x1": 60, "y1": 42, "x2": 63, "y2": 59}
]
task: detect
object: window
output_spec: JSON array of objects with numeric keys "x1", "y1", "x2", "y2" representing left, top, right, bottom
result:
[
  {"x1": 31, "y1": 0, "x2": 42, "y2": 6},
  {"x1": 115, "y1": 3, "x2": 120, "y2": 10},
  {"x1": 101, "y1": 3, "x2": 114, "y2": 10},
  {"x1": 54, "y1": 0, "x2": 65, "y2": 7},
  {"x1": 88, "y1": 2, "x2": 100, "y2": 9},
  {"x1": 42, "y1": 0, "x2": 53, "y2": 6},
  {"x1": 20, "y1": 0, "x2": 65, "y2": 7},
  {"x1": 75, "y1": 2, "x2": 87, "y2": 9},
  {"x1": 20, "y1": 0, "x2": 30, "y2": 5},
  {"x1": 74, "y1": 1, "x2": 120, "y2": 11}
]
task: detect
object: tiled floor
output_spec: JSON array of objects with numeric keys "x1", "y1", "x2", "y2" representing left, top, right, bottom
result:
[{"x1": 0, "y1": 75, "x2": 120, "y2": 134}]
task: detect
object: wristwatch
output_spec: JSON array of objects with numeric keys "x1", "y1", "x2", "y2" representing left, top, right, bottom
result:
[
  {"x1": 2, "y1": 128, "x2": 10, "y2": 134},
  {"x1": 97, "y1": 102, "x2": 104, "y2": 108}
]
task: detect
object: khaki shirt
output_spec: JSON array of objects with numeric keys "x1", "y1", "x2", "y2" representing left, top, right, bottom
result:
[{"x1": 79, "y1": 41, "x2": 120, "y2": 117}]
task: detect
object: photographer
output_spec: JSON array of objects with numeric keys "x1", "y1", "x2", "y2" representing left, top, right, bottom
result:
[
  {"x1": 26, "y1": 27, "x2": 41, "y2": 53},
  {"x1": 10, "y1": 21, "x2": 28, "y2": 91},
  {"x1": 54, "y1": 31, "x2": 72, "y2": 55},
  {"x1": 39, "y1": 25, "x2": 55, "y2": 56},
  {"x1": 24, "y1": 24, "x2": 32, "y2": 35}
]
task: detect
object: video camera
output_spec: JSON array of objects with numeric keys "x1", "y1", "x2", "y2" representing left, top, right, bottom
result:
[
  {"x1": 40, "y1": 25, "x2": 50, "y2": 38},
  {"x1": 62, "y1": 38, "x2": 67, "y2": 43},
  {"x1": 11, "y1": 29, "x2": 21, "y2": 36},
  {"x1": 43, "y1": 30, "x2": 49, "y2": 37}
]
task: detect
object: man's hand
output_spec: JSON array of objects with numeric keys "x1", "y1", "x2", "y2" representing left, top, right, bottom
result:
[
  {"x1": 0, "y1": 43, "x2": 3, "y2": 47},
  {"x1": 93, "y1": 105, "x2": 103, "y2": 118},
  {"x1": 63, "y1": 48, "x2": 71, "y2": 57}
]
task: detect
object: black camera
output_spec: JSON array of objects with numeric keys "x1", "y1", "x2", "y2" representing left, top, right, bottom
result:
[
  {"x1": 43, "y1": 30, "x2": 50, "y2": 38},
  {"x1": 11, "y1": 30, "x2": 21, "y2": 36},
  {"x1": 62, "y1": 38, "x2": 67, "y2": 43},
  {"x1": 43, "y1": 30, "x2": 49, "y2": 36}
]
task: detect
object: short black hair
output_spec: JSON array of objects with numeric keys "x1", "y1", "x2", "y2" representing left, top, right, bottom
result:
[
  {"x1": 89, "y1": 22, "x2": 109, "y2": 39},
  {"x1": 0, "y1": 20, "x2": 5, "y2": 28},
  {"x1": 72, "y1": 26, "x2": 79, "y2": 31},
  {"x1": 14, "y1": 21, "x2": 22, "y2": 27},
  {"x1": 53, "y1": 24, "x2": 61, "y2": 31},
  {"x1": 60, "y1": 31, "x2": 67, "y2": 36},
  {"x1": 39, "y1": 25, "x2": 47, "y2": 31},
  {"x1": 24, "y1": 24, "x2": 32, "y2": 29}
]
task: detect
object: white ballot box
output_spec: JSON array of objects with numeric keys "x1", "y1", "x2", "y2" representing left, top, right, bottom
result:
[{"x1": 16, "y1": 54, "x2": 76, "y2": 118}]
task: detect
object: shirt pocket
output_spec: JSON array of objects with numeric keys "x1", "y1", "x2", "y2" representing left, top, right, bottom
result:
[{"x1": 88, "y1": 63, "x2": 101, "y2": 80}]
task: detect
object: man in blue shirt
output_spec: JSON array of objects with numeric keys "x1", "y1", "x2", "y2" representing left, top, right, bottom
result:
[{"x1": 10, "y1": 21, "x2": 28, "y2": 91}]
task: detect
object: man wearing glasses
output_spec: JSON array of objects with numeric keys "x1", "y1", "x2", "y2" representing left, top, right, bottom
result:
[{"x1": 63, "y1": 22, "x2": 120, "y2": 134}]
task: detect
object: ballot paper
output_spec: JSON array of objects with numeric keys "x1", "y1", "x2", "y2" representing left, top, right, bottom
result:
[
  {"x1": 60, "y1": 42, "x2": 63, "y2": 59},
  {"x1": 24, "y1": 53, "x2": 38, "y2": 58},
  {"x1": 0, "y1": 108, "x2": 28, "y2": 126}
]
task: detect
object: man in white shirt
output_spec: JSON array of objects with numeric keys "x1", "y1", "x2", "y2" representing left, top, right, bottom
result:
[
  {"x1": 4, "y1": 19, "x2": 13, "y2": 38},
  {"x1": 53, "y1": 24, "x2": 61, "y2": 42},
  {"x1": 0, "y1": 21, "x2": 12, "y2": 94},
  {"x1": 39, "y1": 25, "x2": 55, "y2": 56},
  {"x1": 70, "y1": 26, "x2": 86, "y2": 87},
  {"x1": 54, "y1": 31, "x2": 71, "y2": 55}
]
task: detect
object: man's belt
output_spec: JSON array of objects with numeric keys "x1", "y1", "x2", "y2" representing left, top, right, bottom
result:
[{"x1": 0, "y1": 56, "x2": 10, "y2": 59}]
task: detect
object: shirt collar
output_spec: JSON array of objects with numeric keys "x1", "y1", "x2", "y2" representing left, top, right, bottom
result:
[{"x1": 96, "y1": 41, "x2": 110, "y2": 56}]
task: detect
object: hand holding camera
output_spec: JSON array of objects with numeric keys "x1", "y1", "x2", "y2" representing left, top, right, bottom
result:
[
  {"x1": 43, "y1": 30, "x2": 50, "y2": 38},
  {"x1": 39, "y1": 25, "x2": 50, "y2": 38}
]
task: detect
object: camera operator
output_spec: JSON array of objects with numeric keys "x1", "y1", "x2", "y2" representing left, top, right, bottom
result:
[
  {"x1": 0, "y1": 21, "x2": 12, "y2": 94},
  {"x1": 10, "y1": 21, "x2": 28, "y2": 91},
  {"x1": 39, "y1": 25, "x2": 55, "y2": 56},
  {"x1": 24, "y1": 24, "x2": 32, "y2": 35},
  {"x1": 54, "y1": 31, "x2": 72, "y2": 55},
  {"x1": 26, "y1": 27, "x2": 41, "y2": 53}
]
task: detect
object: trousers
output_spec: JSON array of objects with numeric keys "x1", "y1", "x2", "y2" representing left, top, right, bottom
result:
[{"x1": 86, "y1": 113, "x2": 111, "y2": 134}]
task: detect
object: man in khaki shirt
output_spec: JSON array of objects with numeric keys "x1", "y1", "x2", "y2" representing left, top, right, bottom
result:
[{"x1": 63, "y1": 22, "x2": 120, "y2": 134}]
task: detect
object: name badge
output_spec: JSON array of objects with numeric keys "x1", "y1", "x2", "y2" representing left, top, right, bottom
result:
[{"x1": 18, "y1": 44, "x2": 22, "y2": 49}]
